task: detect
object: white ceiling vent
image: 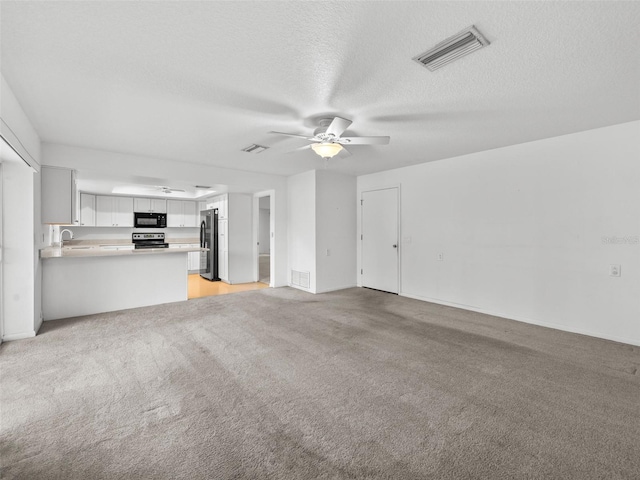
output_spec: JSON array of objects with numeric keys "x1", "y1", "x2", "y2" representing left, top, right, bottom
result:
[
  {"x1": 413, "y1": 25, "x2": 489, "y2": 72},
  {"x1": 242, "y1": 144, "x2": 269, "y2": 154}
]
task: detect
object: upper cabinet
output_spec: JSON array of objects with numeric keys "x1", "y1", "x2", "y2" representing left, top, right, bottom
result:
[
  {"x1": 41, "y1": 166, "x2": 78, "y2": 224},
  {"x1": 79, "y1": 193, "x2": 96, "y2": 226},
  {"x1": 167, "y1": 200, "x2": 197, "y2": 227},
  {"x1": 133, "y1": 197, "x2": 167, "y2": 213},
  {"x1": 206, "y1": 194, "x2": 228, "y2": 219},
  {"x1": 96, "y1": 196, "x2": 134, "y2": 227}
]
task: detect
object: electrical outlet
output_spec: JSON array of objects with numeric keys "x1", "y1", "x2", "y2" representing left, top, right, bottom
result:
[
  {"x1": 609, "y1": 264, "x2": 621, "y2": 277},
  {"x1": 326, "y1": 249, "x2": 330, "y2": 256},
  {"x1": 437, "y1": 253, "x2": 444, "y2": 261}
]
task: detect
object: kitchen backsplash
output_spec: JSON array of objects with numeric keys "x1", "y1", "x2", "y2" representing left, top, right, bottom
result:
[{"x1": 49, "y1": 226, "x2": 199, "y2": 245}]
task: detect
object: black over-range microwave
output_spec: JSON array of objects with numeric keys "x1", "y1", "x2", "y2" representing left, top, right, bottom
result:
[{"x1": 134, "y1": 212, "x2": 167, "y2": 228}]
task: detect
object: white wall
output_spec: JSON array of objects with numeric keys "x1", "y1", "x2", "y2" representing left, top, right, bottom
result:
[
  {"x1": 287, "y1": 170, "x2": 316, "y2": 292},
  {"x1": 0, "y1": 74, "x2": 42, "y2": 341},
  {"x1": 1, "y1": 158, "x2": 37, "y2": 339},
  {"x1": 358, "y1": 121, "x2": 640, "y2": 346},
  {"x1": 42, "y1": 143, "x2": 289, "y2": 287},
  {"x1": 286, "y1": 169, "x2": 357, "y2": 294},
  {"x1": 315, "y1": 170, "x2": 357, "y2": 293},
  {"x1": 0, "y1": 75, "x2": 41, "y2": 170}
]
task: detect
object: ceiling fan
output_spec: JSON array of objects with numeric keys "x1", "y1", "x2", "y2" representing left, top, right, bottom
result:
[
  {"x1": 269, "y1": 116, "x2": 390, "y2": 159},
  {"x1": 155, "y1": 185, "x2": 185, "y2": 194}
]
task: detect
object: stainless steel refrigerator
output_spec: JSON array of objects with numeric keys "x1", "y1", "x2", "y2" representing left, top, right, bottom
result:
[{"x1": 199, "y1": 209, "x2": 219, "y2": 281}]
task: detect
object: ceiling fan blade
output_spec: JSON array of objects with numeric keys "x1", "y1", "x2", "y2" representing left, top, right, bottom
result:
[
  {"x1": 269, "y1": 131, "x2": 316, "y2": 140},
  {"x1": 339, "y1": 136, "x2": 390, "y2": 145},
  {"x1": 287, "y1": 144, "x2": 312, "y2": 154},
  {"x1": 326, "y1": 117, "x2": 352, "y2": 137},
  {"x1": 338, "y1": 146, "x2": 351, "y2": 157}
]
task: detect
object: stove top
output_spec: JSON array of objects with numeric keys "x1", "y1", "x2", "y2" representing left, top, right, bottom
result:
[{"x1": 132, "y1": 232, "x2": 168, "y2": 249}]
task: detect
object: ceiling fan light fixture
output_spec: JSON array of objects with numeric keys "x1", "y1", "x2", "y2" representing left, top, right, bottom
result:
[{"x1": 311, "y1": 142, "x2": 343, "y2": 159}]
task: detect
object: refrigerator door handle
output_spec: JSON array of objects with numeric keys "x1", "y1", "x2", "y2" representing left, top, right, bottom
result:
[{"x1": 200, "y1": 220, "x2": 206, "y2": 248}]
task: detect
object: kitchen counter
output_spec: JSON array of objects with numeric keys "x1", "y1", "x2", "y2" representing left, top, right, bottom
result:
[
  {"x1": 41, "y1": 241, "x2": 207, "y2": 321},
  {"x1": 41, "y1": 244, "x2": 206, "y2": 259}
]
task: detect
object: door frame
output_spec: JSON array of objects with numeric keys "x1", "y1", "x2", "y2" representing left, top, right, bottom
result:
[
  {"x1": 253, "y1": 190, "x2": 274, "y2": 286},
  {"x1": 359, "y1": 185, "x2": 401, "y2": 294}
]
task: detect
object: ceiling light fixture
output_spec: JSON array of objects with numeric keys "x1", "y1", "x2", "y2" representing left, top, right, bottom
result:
[{"x1": 311, "y1": 142, "x2": 343, "y2": 159}]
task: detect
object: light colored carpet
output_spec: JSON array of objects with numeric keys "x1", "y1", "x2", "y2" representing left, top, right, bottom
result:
[{"x1": 1, "y1": 287, "x2": 639, "y2": 479}]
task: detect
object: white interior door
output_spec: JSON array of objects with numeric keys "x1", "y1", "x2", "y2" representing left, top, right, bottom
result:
[{"x1": 361, "y1": 187, "x2": 399, "y2": 294}]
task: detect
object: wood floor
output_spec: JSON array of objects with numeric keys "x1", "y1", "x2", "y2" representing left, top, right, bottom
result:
[{"x1": 188, "y1": 274, "x2": 268, "y2": 299}]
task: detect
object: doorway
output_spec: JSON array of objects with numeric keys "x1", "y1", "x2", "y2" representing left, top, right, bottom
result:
[
  {"x1": 361, "y1": 187, "x2": 399, "y2": 294},
  {"x1": 257, "y1": 195, "x2": 271, "y2": 284}
]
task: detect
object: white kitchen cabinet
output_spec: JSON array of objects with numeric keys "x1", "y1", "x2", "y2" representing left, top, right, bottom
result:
[
  {"x1": 41, "y1": 166, "x2": 78, "y2": 224},
  {"x1": 96, "y1": 196, "x2": 134, "y2": 227},
  {"x1": 217, "y1": 193, "x2": 252, "y2": 284},
  {"x1": 133, "y1": 197, "x2": 167, "y2": 213},
  {"x1": 167, "y1": 200, "x2": 197, "y2": 227},
  {"x1": 205, "y1": 194, "x2": 228, "y2": 219},
  {"x1": 79, "y1": 193, "x2": 96, "y2": 226},
  {"x1": 188, "y1": 250, "x2": 200, "y2": 272}
]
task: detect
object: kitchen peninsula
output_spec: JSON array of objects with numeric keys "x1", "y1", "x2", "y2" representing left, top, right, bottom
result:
[{"x1": 41, "y1": 242, "x2": 206, "y2": 320}]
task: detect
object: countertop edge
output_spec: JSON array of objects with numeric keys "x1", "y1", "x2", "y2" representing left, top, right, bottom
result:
[{"x1": 41, "y1": 246, "x2": 207, "y2": 259}]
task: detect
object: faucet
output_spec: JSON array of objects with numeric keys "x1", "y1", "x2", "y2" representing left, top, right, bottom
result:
[{"x1": 60, "y1": 229, "x2": 74, "y2": 247}]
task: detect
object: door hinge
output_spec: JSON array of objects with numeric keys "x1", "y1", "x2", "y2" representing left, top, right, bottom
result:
[
  {"x1": 361, "y1": 234, "x2": 363, "y2": 240},
  {"x1": 361, "y1": 269, "x2": 363, "y2": 274},
  {"x1": 360, "y1": 199, "x2": 363, "y2": 205}
]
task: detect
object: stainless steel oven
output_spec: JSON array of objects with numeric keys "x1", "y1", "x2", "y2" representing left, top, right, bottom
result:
[{"x1": 134, "y1": 212, "x2": 167, "y2": 228}]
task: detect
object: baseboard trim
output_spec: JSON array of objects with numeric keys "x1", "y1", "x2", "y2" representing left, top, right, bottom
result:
[
  {"x1": 399, "y1": 292, "x2": 640, "y2": 347},
  {"x1": 2, "y1": 330, "x2": 37, "y2": 342},
  {"x1": 316, "y1": 284, "x2": 357, "y2": 294}
]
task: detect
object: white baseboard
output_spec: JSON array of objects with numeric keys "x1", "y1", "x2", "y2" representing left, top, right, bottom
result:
[
  {"x1": 3, "y1": 330, "x2": 37, "y2": 342},
  {"x1": 288, "y1": 284, "x2": 358, "y2": 295},
  {"x1": 316, "y1": 284, "x2": 357, "y2": 294},
  {"x1": 400, "y1": 292, "x2": 640, "y2": 347},
  {"x1": 288, "y1": 283, "x2": 313, "y2": 293}
]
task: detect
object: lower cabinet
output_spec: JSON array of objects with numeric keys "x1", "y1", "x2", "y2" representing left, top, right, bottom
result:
[{"x1": 188, "y1": 250, "x2": 200, "y2": 273}]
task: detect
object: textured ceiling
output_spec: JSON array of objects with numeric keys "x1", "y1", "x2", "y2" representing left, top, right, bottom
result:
[{"x1": 1, "y1": 1, "x2": 639, "y2": 181}]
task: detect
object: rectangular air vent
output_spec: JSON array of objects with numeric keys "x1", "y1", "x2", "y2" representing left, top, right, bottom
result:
[
  {"x1": 241, "y1": 144, "x2": 269, "y2": 154},
  {"x1": 413, "y1": 25, "x2": 489, "y2": 72},
  {"x1": 291, "y1": 270, "x2": 310, "y2": 289}
]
